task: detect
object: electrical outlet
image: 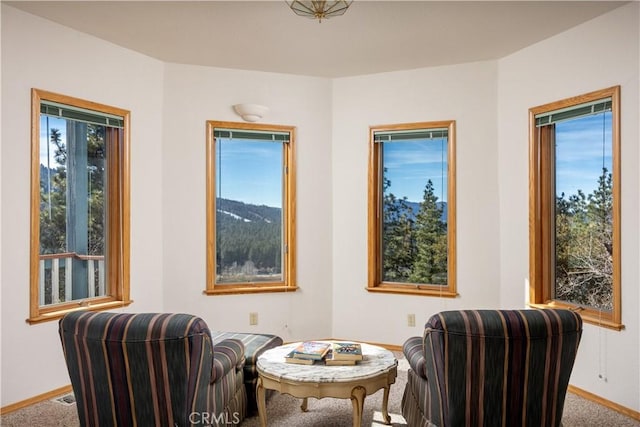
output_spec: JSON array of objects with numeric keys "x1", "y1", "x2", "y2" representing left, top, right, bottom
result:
[
  {"x1": 249, "y1": 312, "x2": 258, "y2": 326},
  {"x1": 407, "y1": 313, "x2": 416, "y2": 327}
]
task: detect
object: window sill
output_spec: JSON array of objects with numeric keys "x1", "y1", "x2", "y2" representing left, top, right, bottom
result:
[
  {"x1": 204, "y1": 285, "x2": 299, "y2": 296},
  {"x1": 27, "y1": 299, "x2": 134, "y2": 325},
  {"x1": 367, "y1": 284, "x2": 458, "y2": 298},
  {"x1": 528, "y1": 302, "x2": 624, "y2": 331}
]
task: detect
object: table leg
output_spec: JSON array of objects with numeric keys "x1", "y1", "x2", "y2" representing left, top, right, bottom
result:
[
  {"x1": 350, "y1": 386, "x2": 366, "y2": 427},
  {"x1": 381, "y1": 385, "x2": 392, "y2": 424},
  {"x1": 300, "y1": 397, "x2": 308, "y2": 412},
  {"x1": 256, "y1": 377, "x2": 267, "y2": 427}
]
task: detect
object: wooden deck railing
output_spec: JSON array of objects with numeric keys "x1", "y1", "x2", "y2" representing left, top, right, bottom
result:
[{"x1": 39, "y1": 252, "x2": 105, "y2": 305}]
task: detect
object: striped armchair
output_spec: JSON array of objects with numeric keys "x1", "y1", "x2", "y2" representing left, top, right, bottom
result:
[
  {"x1": 59, "y1": 312, "x2": 247, "y2": 427},
  {"x1": 402, "y1": 309, "x2": 583, "y2": 427}
]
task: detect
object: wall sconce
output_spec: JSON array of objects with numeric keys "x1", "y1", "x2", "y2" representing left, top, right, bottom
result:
[{"x1": 233, "y1": 104, "x2": 269, "y2": 122}]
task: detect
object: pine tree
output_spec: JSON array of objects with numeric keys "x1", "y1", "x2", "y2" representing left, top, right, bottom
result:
[
  {"x1": 409, "y1": 180, "x2": 447, "y2": 284},
  {"x1": 381, "y1": 173, "x2": 415, "y2": 282},
  {"x1": 86, "y1": 125, "x2": 106, "y2": 256},
  {"x1": 39, "y1": 128, "x2": 67, "y2": 254}
]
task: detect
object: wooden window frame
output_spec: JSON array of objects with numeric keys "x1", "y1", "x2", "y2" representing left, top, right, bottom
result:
[
  {"x1": 29, "y1": 89, "x2": 131, "y2": 324},
  {"x1": 367, "y1": 121, "x2": 457, "y2": 297},
  {"x1": 529, "y1": 86, "x2": 622, "y2": 330},
  {"x1": 205, "y1": 121, "x2": 297, "y2": 295}
]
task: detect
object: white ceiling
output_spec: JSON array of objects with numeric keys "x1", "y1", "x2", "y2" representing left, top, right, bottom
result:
[{"x1": 5, "y1": 1, "x2": 628, "y2": 77}]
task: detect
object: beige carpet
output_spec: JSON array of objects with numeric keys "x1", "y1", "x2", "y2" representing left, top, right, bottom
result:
[{"x1": 2, "y1": 355, "x2": 638, "y2": 427}]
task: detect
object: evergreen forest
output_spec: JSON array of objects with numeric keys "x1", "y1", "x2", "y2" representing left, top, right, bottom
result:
[
  {"x1": 215, "y1": 198, "x2": 282, "y2": 282},
  {"x1": 382, "y1": 174, "x2": 448, "y2": 285}
]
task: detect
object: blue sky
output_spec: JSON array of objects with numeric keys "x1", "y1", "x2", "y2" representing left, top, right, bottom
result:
[
  {"x1": 383, "y1": 138, "x2": 448, "y2": 203},
  {"x1": 216, "y1": 138, "x2": 283, "y2": 207},
  {"x1": 44, "y1": 113, "x2": 609, "y2": 207},
  {"x1": 380, "y1": 112, "x2": 611, "y2": 204},
  {"x1": 555, "y1": 112, "x2": 612, "y2": 198}
]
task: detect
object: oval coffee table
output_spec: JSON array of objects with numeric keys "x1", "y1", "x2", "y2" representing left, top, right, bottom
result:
[{"x1": 256, "y1": 342, "x2": 397, "y2": 426}]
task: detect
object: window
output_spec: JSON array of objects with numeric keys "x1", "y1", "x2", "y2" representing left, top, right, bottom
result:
[
  {"x1": 529, "y1": 86, "x2": 622, "y2": 330},
  {"x1": 205, "y1": 121, "x2": 296, "y2": 294},
  {"x1": 29, "y1": 89, "x2": 131, "y2": 323},
  {"x1": 368, "y1": 121, "x2": 457, "y2": 297}
]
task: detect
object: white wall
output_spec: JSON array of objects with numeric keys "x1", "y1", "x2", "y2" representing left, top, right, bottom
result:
[
  {"x1": 331, "y1": 61, "x2": 502, "y2": 345},
  {"x1": 1, "y1": 6, "x2": 165, "y2": 406},
  {"x1": 2, "y1": 0, "x2": 638, "y2": 415},
  {"x1": 497, "y1": 2, "x2": 640, "y2": 411},
  {"x1": 161, "y1": 64, "x2": 334, "y2": 343}
]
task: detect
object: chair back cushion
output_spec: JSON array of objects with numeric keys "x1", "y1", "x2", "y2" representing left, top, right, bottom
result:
[
  {"x1": 59, "y1": 311, "x2": 214, "y2": 427},
  {"x1": 423, "y1": 309, "x2": 582, "y2": 427}
]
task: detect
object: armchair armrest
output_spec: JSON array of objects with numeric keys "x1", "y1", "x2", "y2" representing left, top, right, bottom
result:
[
  {"x1": 403, "y1": 336, "x2": 427, "y2": 379},
  {"x1": 211, "y1": 338, "x2": 245, "y2": 383}
]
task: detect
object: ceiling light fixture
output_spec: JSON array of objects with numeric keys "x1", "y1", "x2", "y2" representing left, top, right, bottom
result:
[{"x1": 287, "y1": 1, "x2": 353, "y2": 23}]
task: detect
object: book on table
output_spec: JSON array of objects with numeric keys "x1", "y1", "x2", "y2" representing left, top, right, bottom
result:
[
  {"x1": 284, "y1": 351, "x2": 317, "y2": 365},
  {"x1": 330, "y1": 342, "x2": 363, "y2": 361},
  {"x1": 286, "y1": 341, "x2": 332, "y2": 361},
  {"x1": 324, "y1": 349, "x2": 357, "y2": 366}
]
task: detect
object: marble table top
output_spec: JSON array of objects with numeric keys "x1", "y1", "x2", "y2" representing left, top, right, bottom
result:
[{"x1": 257, "y1": 342, "x2": 397, "y2": 383}]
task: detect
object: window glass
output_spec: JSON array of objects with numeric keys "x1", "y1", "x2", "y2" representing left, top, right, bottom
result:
[
  {"x1": 381, "y1": 133, "x2": 448, "y2": 284},
  {"x1": 368, "y1": 122, "x2": 456, "y2": 297},
  {"x1": 553, "y1": 111, "x2": 613, "y2": 311},
  {"x1": 206, "y1": 122, "x2": 296, "y2": 294},
  {"x1": 30, "y1": 89, "x2": 131, "y2": 323},
  {"x1": 529, "y1": 86, "x2": 621, "y2": 330},
  {"x1": 38, "y1": 114, "x2": 109, "y2": 303},
  {"x1": 215, "y1": 136, "x2": 283, "y2": 283}
]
